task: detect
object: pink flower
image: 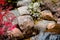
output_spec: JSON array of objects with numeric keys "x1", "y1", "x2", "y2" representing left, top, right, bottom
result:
[
  {"x1": 0, "y1": 28, "x2": 4, "y2": 35},
  {"x1": 8, "y1": 25, "x2": 16, "y2": 31},
  {"x1": 0, "y1": 4, "x2": 16, "y2": 35}
]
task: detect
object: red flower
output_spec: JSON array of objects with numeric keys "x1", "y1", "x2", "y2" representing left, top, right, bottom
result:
[
  {"x1": 0, "y1": 14, "x2": 3, "y2": 21},
  {"x1": 4, "y1": 21, "x2": 16, "y2": 31},
  {"x1": 0, "y1": 0, "x2": 5, "y2": 5},
  {"x1": 8, "y1": 24, "x2": 16, "y2": 31},
  {"x1": 0, "y1": 5, "x2": 16, "y2": 35},
  {"x1": 0, "y1": 28, "x2": 4, "y2": 35}
]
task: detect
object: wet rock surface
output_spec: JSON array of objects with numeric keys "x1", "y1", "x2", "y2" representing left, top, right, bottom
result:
[{"x1": 30, "y1": 32, "x2": 60, "y2": 40}]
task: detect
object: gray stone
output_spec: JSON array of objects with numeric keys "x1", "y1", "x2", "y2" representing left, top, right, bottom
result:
[
  {"x1": 10, "y1": 10, "x2": 20, "y2": 17},
  {"x1": 17, "y1": 15, "x2": 34, "y2": 31},
  {"x1": 18, "y1": 6, "x2": 30, "y2": 15},
  {"x1": 34, "y1": 20, "x2": 56, "y2": 31},
  {"x1": 17, "y1": 0, "x2": 31, "y2": 7}
]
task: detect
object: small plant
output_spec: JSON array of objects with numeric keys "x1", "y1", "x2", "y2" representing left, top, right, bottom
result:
[{"x1": 28, "y1": 2, "x2": 41, "y2": 21}]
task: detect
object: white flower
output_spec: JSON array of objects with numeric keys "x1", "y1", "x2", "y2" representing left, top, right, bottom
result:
[
  {"x1": 37, "y1": 8, "x2": 41, "y2": 13},
  {"x1": 33, "y1": 13, "x2": 39, "y2": 17},
  {"x1": 33, "y1": 2, "x2": 40, "y2": 9},
  {"x1": 33, "y1": 2, "x2": 40, "y2": 11},
  {"x1": 28, "y1": 3, "x2": 33, "y2": 9}
]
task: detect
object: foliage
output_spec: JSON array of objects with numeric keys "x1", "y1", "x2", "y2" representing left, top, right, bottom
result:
[
  {"x1": 32, "y1": 0, "x2": 42, "y2": 2},
  {"x1": 0, "y1": 4, "x2": 16, "y2": 35}
]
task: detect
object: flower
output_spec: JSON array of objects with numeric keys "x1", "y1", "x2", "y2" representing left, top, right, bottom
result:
[
  {"x1": 0, "y1": 0, "x2": 5, "y2": 5},
  {"x1": 0, "y1": 5, "x2": 16, "y2": 35},
  {"x1": 0, "y1": 28, "x2": 4, "y2": 35},
  {"x1": 33, "y1": 2, "x2": 40, "y2": 9}
]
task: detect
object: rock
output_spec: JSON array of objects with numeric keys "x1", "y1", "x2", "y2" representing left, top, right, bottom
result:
[
  {"x1": 9, "y1": 10, "x2": 21, "y2": 25},
  {"x1": 7, "y1": 28, "x2": 24, "y2": 38},
  {"x1": 6, "y1": 11, "x2": 19, "y2": 25},
  {"x1": 34, "y1": 20, "x2": 56, "y2": 31},
  {"x1": 57, "y1": 18, "x2": 60, "y2": 24},
  {"x1": 56, "y1": 7, "x2": 60, "y2": 12},
  {"x1": 54, "y1": 7, "x2": 60, "y2": 18},
  {"x1": 12, "y1": 18, "x2": 18, "y2": 25},
  {"x1": 17, "y1": 15, "x2": 34, "y2": 32},
  {"x1": 43, "y1": 0, "x2": 59, "y2": 3},
  {"x1": 41, "y1": 0, "x2": 60, "y2": 13},
  {"x1": 30, "y1": 32, "x2": 60, "y2": 40},
  {"x1": 10, "y1": 10, "x2": 20, "y2": 17},
  {"x1": 11, "y1": 28, "x2": 24, "y2": 38},
  {"x1": 17, "y1": 1, "x2": 26, "y2": 7},
  {"x1": 47, "y1": 21, "x2": 56, "y2": 29},
  {"x1": 17, "y1": 15, "x2": 38, "y2": 38},
  {"x1": 40, "y1": 10, "x2": 55, "y2": 21},
  {"x1": 54, "y1": 13, "x2": 60, "y2": 19},
  {"x1": 18, "y1": 6, "x2": 30, "y2": 15},
  {"x1": 23, "y1": 0, "x2": 31, "y2": 4},
  {"x1": 40, "y1": 10, "x2": 53, "y2": 18},
  {"x1": 56, "y1": 2, "x2": 60, "y2": 7},
  {"x1": 42, "y1": 0, "x2": 57, "y2": 12},
  {"x1": 17, "y1": 0, "x2": 31, "y2": 7}
]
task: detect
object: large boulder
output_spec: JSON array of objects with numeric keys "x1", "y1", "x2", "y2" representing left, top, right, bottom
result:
[
  {"x1": 17, "y1": 15, "x2": 39, "y2": 38},
  {"x1": 34, "y1": 20, "x2": 56, "y2": 31},
  {"x1": 17, "y1": 15, "x2": 34, "y2": 34}
]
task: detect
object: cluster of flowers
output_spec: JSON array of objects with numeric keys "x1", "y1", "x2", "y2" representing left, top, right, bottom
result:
[
  {"x1": 0, "y1": 3, "x2": 16, "y2": 35},
  {"x1": 28, "y1": 2, "x2": 41, "y2": 19}
]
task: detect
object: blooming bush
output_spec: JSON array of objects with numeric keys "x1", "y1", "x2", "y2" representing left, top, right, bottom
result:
[{"x1": 0, "y1": 4, "x2": 16, "y2": 35}]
